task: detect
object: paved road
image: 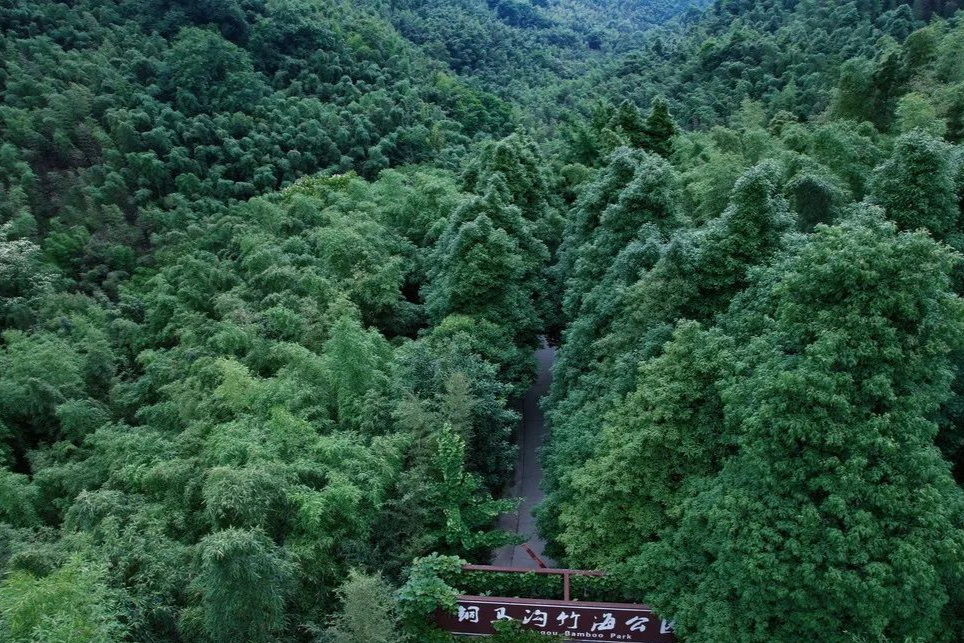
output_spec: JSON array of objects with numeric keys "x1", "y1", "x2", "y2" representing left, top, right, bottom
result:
[{"x1": 493, "y1": 342, "x2": 556, "y2": 568}]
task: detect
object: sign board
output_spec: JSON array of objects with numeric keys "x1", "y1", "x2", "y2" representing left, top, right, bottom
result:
[{"x1": 435, "y1": 595, "x2": 675, "y2": 643}]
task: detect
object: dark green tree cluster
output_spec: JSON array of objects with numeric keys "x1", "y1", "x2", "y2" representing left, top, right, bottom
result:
[
  {"x1": 564, "y1": 96, "x2": 680, "y2": 165},
  {"x1": 0, "y1": 0, "x2": 518, "y2": 295},
  {"x1": 424, "y1": 132, "x2": 560, "y2": 388},
  {"x1": 555, "y1": 208, "x2": 964, "y2": 643},
  {"x1": 543, "y1": 6, "x2": 964, "y2": 643},
  {"x1": 384, "y1": 0, "x2": 709, "y2": 98}
]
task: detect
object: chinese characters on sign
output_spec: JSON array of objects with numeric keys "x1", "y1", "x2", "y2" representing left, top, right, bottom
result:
[{"x1": 436, "y1": 596, "x2": 675, "y2": 643}]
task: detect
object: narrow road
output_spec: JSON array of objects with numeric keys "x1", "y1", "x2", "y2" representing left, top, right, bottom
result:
[{"x1": 493, "y1": 341, "x2": 556, "y2": 568}]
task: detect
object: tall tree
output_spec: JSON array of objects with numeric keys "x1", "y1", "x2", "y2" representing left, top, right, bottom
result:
[
  {"x1": 425, "y1": 177, "x2": 547, "y2": 358},
  {"x1": 608, "y1": 100, "x2": 649, "y2": 149},
  {"x1": 556, "y1": 322, "x2": 733, "y2": 568},
  {"x1": 185, "y1": 528, "x2": 295, "y2": 643},
  {"x1": 642, "y1": 96, "x2": 679, "y2": 157},
  {"x1": 870, "y1": 130, "x2": 959, "y2": 238}
]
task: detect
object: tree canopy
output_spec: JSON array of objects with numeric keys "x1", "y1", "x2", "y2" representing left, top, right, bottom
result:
[{"x1": 4, "y1": 1, "x2": 964, "y2": 642}]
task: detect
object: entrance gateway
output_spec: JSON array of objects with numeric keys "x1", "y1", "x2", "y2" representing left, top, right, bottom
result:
[{"x1": 434, "y1": 565, "x2": 675, "y2": 643}]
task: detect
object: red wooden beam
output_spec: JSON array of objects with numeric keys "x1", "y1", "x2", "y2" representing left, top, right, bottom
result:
[
  {"x1": 463, "y1": 563, "x2": 605, "y2": 601},
  {"x1": 462, "y1": 564, "x2": 605, "y2": 577}
]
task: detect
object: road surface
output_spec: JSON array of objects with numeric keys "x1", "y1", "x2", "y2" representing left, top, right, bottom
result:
[{"x1": 493, "y1": 341, "x2": 556, "y2": 568}]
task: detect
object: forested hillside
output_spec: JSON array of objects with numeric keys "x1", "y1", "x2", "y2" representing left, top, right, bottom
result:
[
  {"x1": 2, "y1": 1, "x2": 964, "y2": 643},
  {"x1": 380, "y1": 0, "x2": 709, "y2": 93}
]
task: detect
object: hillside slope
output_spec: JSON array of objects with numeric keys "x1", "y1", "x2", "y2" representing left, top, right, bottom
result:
[{"x1": 2, "y1": 2, "x2": 964, "y2": 643}]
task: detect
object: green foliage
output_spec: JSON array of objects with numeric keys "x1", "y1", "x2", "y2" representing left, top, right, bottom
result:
[
  {"x1": 579, "y1": 97, "x2": 679, "y2": 162},
  {"x1": 0, "y1": 555, "x2": 126, "y2": 643},
  {"x1": 395, "y1": 324, "x2": 519, "y2": 489},
  {"x1": 385, "y1": 0, "x2": 707, "y2": 99},
  {"x1": 433, "y1": 424, "x2": 520, "y2": 553},
  {"x1": 557, "y1": 322, "x2": 733, "y2": 567},
  {"x1": 325, "y1": 570, "x2": 400, "y2": 643},
  {"x1": 871, "y1": 130, "x2": 960, "y2": 237},
  {"x1": 323, "y1": 306, "x2": 394, "y2": 429},
  {"x1": 5, "y1": 2, "x2": 964, "y2": 643},
  {"x1": 201, "y1": 465, "x2": 290, "y2": 530},
  {"x1": 896, "y1": 91, "x2": 948, "y2": 136},
  {"x1": 0, "y1": 469, "x2": 39, "y2": 528},
  {"x1": 635, "y1": 211, "x2": 964, "y2": 643},
  {"x1": 0, "y1": 0, "x2": 513, "y2": 295},
  {"x1": 397, "y1": 553, "x2": 464, "y2": 643},
  {"x1": 186, "y1": 528, "x2": 296, "y2": 643},
  {"x1": 0, "y1": 237, "x2": 55, "y2": 330},
  {"x1": 542, "y1": 159, "x2": 792, "y2": 555},
  {"x1": 641, "y1": 96, "x2": 679, "y2": 157},
  {"x1": 460, "y1": 568, "x2": 622, "y2": 602},
  {"x1": 0, "y1": 149, "x2": 531, "y2": 639},
  {"x1": 425, "y1": 175, "x2": 548, "y2": 362},
  {"x1": 0, "y1": 330, "x2": 86, "y2": 449},
  {"x1": 538, "y1": 11, "x2": 964, "y2": 641}
]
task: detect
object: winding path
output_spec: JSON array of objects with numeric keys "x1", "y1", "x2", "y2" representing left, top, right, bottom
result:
[{"x1": 493, "y1": 342, "x2": 556, "y2": 568}]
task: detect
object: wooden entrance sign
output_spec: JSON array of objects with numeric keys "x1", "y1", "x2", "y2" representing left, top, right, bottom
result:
[{"x1": 434, "y1": 566, "x2": 675, "y2": 643}]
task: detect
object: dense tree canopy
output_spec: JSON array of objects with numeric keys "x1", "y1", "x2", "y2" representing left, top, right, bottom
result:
[
  {"x1": 639, "y1": 212, "x2": 964, "y2": 643},
  {"x1": 540, "y1": 6, "x2": 964, "y2": 643},
  {"x1": 4, "y1": 1, "x2": 964, "y2": 642}
]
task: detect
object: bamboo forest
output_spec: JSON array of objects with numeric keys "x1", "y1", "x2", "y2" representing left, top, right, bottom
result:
[{"x1": 3, "y1": 1, "x2": 964, "y2": 642}]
